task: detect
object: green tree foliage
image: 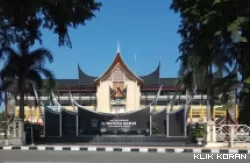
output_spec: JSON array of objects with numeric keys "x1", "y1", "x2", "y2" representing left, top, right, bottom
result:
[
  {"x1": 41, "y1": 79, "x2": 59, "y2": 96},
  {"x1": 0, "y1": 41, "x2": 55, "y2": 120},
  {"x1": 170, "y1": 0, "x2": 244, "y2": 121},
  {"x1": 40, "y1": 79, "x2": 59, "y2": 106},
  {"x1": 0, "y1": 0, "x2": 102, "y2": 48}
]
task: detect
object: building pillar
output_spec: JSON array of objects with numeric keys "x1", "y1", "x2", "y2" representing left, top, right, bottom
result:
[
  {"x1": 13, "y1": 119, "x2": 25, "y2": 145},
  {"x1": 206, "y1": 121, "x2": 216, "y2": 142}
]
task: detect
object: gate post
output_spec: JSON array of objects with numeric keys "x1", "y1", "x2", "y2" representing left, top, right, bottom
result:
[
  {"x1": 212, "y1": 125, "x2": 216, "y2": 142},
  {"x1": 229, "y1": 126, "x2": 234, "y2": 148},
  {"x1": 206, "y1": 121, "x2": 216, "y2": 142},
  {"x1": 206, "y1": 125, "x2": 211, "y2": 142}
]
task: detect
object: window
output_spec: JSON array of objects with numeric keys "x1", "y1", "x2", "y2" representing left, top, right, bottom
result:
[
  {"x1": 192, "y1": 100, "x2": 201, "y2": 105},
  {"x1": 72, "y1": 93, "x2": 80, "y2": 96},
  {"x1": 141, "y1": 91, "x2": 157, "y2": 95},
  {"x1": 60, "y1": 100, "x2": 71, "y2": 106},
  {"x1": 61, "y1": 92, "x2": 69, "y2": 96},
  {"x1": 160, "y1": 91, "x2": 168, "y2": 95},
  {"x1": 140, "y1": 100, "x2": 151, "y2": 105},
  {"x1": 167, "y1": 91, "x2": 178, "y2": 95},
  {"x1": 156, "y1": 101, "x2": 169, "y2": 106}
]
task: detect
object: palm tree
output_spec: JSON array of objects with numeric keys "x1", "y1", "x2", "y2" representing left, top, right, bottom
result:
[
  {"x1": 176, "y1": 55, "x2": 204, "y2": 92},
  {"x1": 175, "y1": 55, "x2": 203, "y2": 116},
  {"x1": 177, "y1": 50, "x2": 234, "y2": 121},
  {"x1": 0, "y1": 41, "x2": 55, "y2": 144}
]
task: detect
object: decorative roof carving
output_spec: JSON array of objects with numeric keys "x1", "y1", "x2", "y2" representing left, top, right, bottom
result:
[{"x1": 94, "y1": 53, "x2": 144, "y2": 85}]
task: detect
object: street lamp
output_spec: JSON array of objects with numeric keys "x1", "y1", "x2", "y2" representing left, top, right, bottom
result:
[{"x1": 28, "y1": 101, "x2": 34, "y2": 146}]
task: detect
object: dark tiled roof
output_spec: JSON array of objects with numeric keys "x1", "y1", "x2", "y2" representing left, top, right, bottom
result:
[
  {"x1": 78, "y1": 64, "x2": 97, "y2": 86},
  {"x1": 140, "y1": 62, "x2": 160, "y2": 86},
  {"x1": 6, "y1": 63, "x2": 238, "y2": 92},
  {"x1": 56, "y1": 79, "x2": 79, "y2": 87},
  {"x1": 159, "y1": 78, "x2": 178, "y2": 87}
]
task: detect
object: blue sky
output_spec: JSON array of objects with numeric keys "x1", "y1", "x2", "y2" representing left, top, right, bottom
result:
[
  {"x1": 1, "y1": 0, "x2": 181, "y2": 110},
  {"x1": 33, "y1": 0, "x2": 181, "y2": 79}
]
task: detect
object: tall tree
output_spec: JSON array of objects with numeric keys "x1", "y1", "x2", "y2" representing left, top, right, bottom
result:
[
  {"x1": 0, "y1": 41, "x2": 55, "y2": 143},
  {"x1": 170, "y1": 0, "x2": 241, "y2": 121},
  {"x1": 0, "y1": 0, "x2": 102, "y2": 48},
  {"x1": 170, "y1": 0, "x2": 250, "y2": 124}
]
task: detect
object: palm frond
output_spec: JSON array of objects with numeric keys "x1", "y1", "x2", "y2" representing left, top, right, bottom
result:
[
  {"x1": 3, "y1": 52, "x2": 21, "y2": 67},
  {"x1": 26, "y1": 70, "x2": 43, "y2": 90},
  {"x1": 30, "y1": 48, "x2": 54, "y2": 65},
  {"x1": 18, "y1": 41, "x2": 30, "y2": 56},
  {"x1": 0, "y1": 64, "x2": 17, "y2": 80},
  {"x1": 0, "y1": 80, "x2": 13, "y2": 91},
  {"x1": 42, "y1": 80, "x2": 59, "y2": 96},
  {"x1": 36, "y1": 67, "x2": 56, "y2": 91},
  {"x1": 37, "y1": 67, "x2": 55, "y2": 80},
  {"x1": 0, "y1": 47, "x2": 19, "y2": 59}
]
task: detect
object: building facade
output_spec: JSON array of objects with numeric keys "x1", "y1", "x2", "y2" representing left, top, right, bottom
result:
[{"x1": 6, "y1": 48, "x2": 237, "y2": 123}]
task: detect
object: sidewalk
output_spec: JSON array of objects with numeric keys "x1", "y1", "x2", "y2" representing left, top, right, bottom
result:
[{"x1": 0, "y1": 145, "x2": 250, "y2": 154}]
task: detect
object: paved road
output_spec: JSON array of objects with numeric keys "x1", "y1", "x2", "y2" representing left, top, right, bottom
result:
[{"x1": 0, "y1": 151, "x2": 250, "y2": 163}]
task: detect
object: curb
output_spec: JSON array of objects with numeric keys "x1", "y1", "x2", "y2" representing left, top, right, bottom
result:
[{"x1": 0, "y1": 146, "x2": 250, "y2": 153}]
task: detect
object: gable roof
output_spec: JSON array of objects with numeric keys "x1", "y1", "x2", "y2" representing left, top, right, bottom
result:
[{"x1": 94, "y1": 53, "x2": 144, "y2": 85}]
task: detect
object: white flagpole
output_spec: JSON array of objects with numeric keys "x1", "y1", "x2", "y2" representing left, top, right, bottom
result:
[
  {"x1": 134, "y1": 53, "x2": 137, "y2": 110},
  {"x1": 134, "y1": 53, "x2": 137, "y2": 74}
]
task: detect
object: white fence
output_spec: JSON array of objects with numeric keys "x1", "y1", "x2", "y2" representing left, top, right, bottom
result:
[
  {"x1": 0, "y1": 121, "x2": 10, "y2": 137},
  {"x1": 0, "y1": 121, "x2": 19, "y2": 139},
  {"x1": 216, "y1": 124, "x2": 250, "y2": 142}
]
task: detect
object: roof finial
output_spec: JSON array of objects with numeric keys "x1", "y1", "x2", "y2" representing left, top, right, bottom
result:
[{"x1": 117, "y1": 41, "x2": 120, "y2": 53}]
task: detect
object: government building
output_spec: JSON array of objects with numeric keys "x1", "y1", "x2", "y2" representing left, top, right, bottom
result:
[{"x1": 6, "y1": 47, "x2": 238, "y2": 124}]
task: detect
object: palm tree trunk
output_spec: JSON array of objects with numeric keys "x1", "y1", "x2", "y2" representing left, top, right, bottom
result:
[
  {"x1": 210, "y1": 88, "x2": 215, "y2": 121},
  {"x1": 206, "y1": 65, "x2": 213, "y2": 121},
  {"x1": 19, "y1": 80, "x2": 25, "y2": 145},
  {"x1": 4, "y1": 91, "x2": 8, "y2": 139}
]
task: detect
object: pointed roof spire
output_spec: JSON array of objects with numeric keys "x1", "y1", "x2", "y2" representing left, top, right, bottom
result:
[{"x1": 117, "y1": 41, "x2": 120, "y2": 54}]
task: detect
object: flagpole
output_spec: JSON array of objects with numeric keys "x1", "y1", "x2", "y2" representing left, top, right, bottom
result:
[
  {"x1": 134, "y1": 53, "x2": 137, "y2": 110},
  {"x1": 134, "y1": 54, "x2": 137, "y2": 75}
]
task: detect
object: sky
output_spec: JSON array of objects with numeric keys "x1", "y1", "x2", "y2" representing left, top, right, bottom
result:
[
  {"x1": 32, "y1": 0, "x2": 181, "y2": 79},
  {"x1": 1, "y1": 0, "x2": 182, "y2": 111}
]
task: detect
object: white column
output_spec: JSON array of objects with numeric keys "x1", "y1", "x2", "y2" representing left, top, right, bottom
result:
[
  {"x1": 206, "y1": 125, "x2": 211, "y2": 142},
  {"x1": 212, "y1": 125, "x2": 216, "y2": 142},
  {"x1": 229, "y1": 126, "x2": 234, "y2": 148}
]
